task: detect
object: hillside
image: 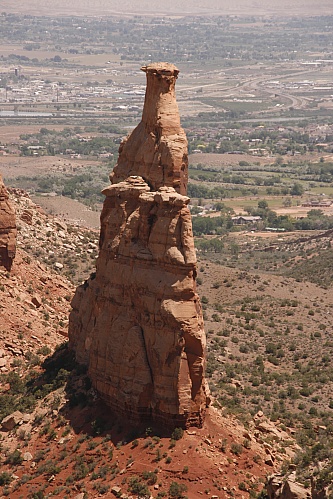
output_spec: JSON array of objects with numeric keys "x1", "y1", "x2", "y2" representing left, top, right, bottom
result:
[
  {"x1": 1, "y1": 194, "x2": 333, "y2": 498},
  {"x1": 198, "y1": 261, "x2": 333, "y2": 423},
  {"x1": 0, "y1": 194, "x2": 299, "y2": 499},
  {"x1": 11, "y1": 189, "x2": 98, "y2": 285}
]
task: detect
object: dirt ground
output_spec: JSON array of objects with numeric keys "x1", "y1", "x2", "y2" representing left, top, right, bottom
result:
[
  {"x1": 0, "y1": 155, "x2": 97, "y2": 179},
  {"x1": 189, "y1": 151, "x2": 331, "y2": 168},
  {"x1": 275, "y1": 205, "x2": 333, "y2": 217},
  {"x1": 189, "y1": 152, "x2": 273, "y2": 167},
  {"x1": 0, "y1": 124, "x2": 66, "y2": 142},
  {"x1": 32, "y1": 195, "x2": 101, "y2": 228}
]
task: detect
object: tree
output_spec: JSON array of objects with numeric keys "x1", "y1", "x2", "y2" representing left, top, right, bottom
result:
[
  {"x1": 258, "y1": 200, "x2": 268, "y2": 209},
  {"x1": 290, "y1": 183, "x2": 304, "y2": 196},
  {"x1": 307, "y1": 209, "x2": 324, "y2": 218}
]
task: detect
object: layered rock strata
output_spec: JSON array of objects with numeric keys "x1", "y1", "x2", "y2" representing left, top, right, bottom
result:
[
  {"x1": 0, "y1": 174, "x2": 16, "y2": 270},
  {"x1": 69, "y1": 63, "x2": 209, "y2": 428}
]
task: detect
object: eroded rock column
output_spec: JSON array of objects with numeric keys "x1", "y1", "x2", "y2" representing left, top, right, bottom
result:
[
  {"x1": 69, "y1": 63, "x2": 209, "y2": 428},
  {"x1": 0, "y1": 174, "x2": 16, "y2": 271}
]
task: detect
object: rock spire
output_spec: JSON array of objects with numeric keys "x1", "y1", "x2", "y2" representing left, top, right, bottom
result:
[
  {"x1": 69, "y1": 63, "x2": 209, "y2": 428},
  {"x1": 0, "y1": 174, "x2": 16, "y2": 270},
  {"x1": 110, "y1": 63, "x2": 188, "y2": 195}
]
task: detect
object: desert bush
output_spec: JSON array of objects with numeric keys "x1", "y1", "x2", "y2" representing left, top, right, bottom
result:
[
  {"x1": 230, "y1": 443, "x2": 243, "y2": 456},
  {"x1": 169, "y1": 481, "x2": 188, "y2": 498},
  {"x1": 171, "y1": 427, "x2": 184, "y2": 441},
  {"x1": 128, "y1": 476, "x2": 150, "y2": 497},
  {"x1": 93, "y1": 482, "x2": 110, "y2": 494},
  {"x1": 0, "y1": 472, "x2": 12, "y2": 486},
  {"x1": 142, "y1": 471, "x2": 157, "y2": 485},
  {"x1": 5, "y1": 449, "x2": 23, "y2": 466}
]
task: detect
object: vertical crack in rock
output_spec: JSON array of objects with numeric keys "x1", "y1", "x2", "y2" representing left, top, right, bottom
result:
[
  {"x1": 69, "y1": 63, "x2": 210, "y2": 428},
  {"x1": 0, "y1": 174, "x2": 17, "y2": 271}
]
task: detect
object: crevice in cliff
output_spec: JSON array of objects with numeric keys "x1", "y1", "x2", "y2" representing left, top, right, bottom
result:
[{"x1": 140, "y1": 326, "x2": 154, "y2": 390}]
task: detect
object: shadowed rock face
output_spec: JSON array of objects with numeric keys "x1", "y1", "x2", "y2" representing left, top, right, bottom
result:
[
  {"x1": 69, "y1": 64, "x2": 209, "y2": 428},
  {"x1": 0, "y1": 175, "x2": 16, "y2": 270}
]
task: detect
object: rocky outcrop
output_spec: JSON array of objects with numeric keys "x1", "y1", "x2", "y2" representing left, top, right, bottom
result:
[
  {"x1": 1, "y1": 411, "x2": 24, "y2": 431},
  {"x1": 0, "y1": 174, "x2": 16, "y2": 270},
  {"x1": 69, "y1": 63, "x2": 209, "y2": 428},
  {"x1": 266, "y1": 471, "x2": 333, "y2": 499},
  {"x1": 267, "y1": 474, "x2": 310, "y2": 499},
  {"x1": 110, "y1": 63, "x2": 188, "y2": 195}
]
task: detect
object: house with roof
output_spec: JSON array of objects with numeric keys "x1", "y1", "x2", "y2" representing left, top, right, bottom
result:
[{"x1": 232, "y1": 215, "x2": 262, "y2": 226}]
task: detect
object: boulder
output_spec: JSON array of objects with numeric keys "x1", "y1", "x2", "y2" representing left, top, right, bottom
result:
[
  {"x1": 31, "y1": 294, "x2": 43, "y2": 308},
  {"x1": 20, "y1": 209, "x2": 33, "y2": 225},
  {"x1": 111, "y1": 486, "x2": 122, "y2": 497},
  {"x1": 282, "y1": 480, "x2": 311, "y2": 499},
  {"x1": 23, "y1": 452, "x2": 33, "y2": 461},
  {"x1": 267, "y1": 474, "x2": 312, "y2": 499},
  {"x1": 266, "y1": 473, "x2": 283, "y2": 499},
  {"x1": 1, "y1": 410, "x2": 23, "y2": 431}
]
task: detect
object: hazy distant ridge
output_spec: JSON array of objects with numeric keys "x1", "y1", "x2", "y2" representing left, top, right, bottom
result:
[{"x1": 1, "y1": 0, "x2": 333, "y2": 16}]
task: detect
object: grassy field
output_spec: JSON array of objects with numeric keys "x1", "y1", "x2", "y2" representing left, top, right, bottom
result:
[
  {"x1": 224, "y1": 196, "x2": 291, "y2": 212},
  {"x1": 200, "y1": 98, "x2": 272, "y2": 112},
  {"x1": 309, "y1": 185, "x2": 333, "y2": 196}
]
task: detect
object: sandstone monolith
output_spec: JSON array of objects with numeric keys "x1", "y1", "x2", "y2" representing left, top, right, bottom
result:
[
  {"x1": 69, "y1": 63, "x2": 209, "y2": 428},
  {"x1": 0, "y1": 174, "x2": 16, "y2": 270}
]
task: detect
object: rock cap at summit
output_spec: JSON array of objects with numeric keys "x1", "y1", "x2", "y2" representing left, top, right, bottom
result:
[{"x1": 141, "y1": 62, "x2": 179, "y2": 76}]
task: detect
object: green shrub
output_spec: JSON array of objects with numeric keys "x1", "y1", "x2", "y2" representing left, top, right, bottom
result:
[
  {"x1": 5, "y1": 449, "x2": 23, "y2": 466},
  {"x1": 169, "y1": 481, "x2": 188, "y2": 498},
  {"x1": 171, "y1": 427, "x2": 184, "y2": 441},
  {"x1": 93, "y1": 482, "x2": 110, "y2": 494},
  {"x1": 73, "y1": 460, "x2": 89, "y2": 480},
  {"x1": 0, "y1": 472, "x2": 12, "y2": 486},
  {"x1": 128, "y1": 475, "x2": 150, "y2": 497},
  {"x1": 142, "y1": 470, "x2": 157, "y2": 485},
  {"x1": 230, "y1": 443, "x2": 243, "y2": 456},
  {"x1": 30, "y1": 491, "x2": 45, "y2": 499}
]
